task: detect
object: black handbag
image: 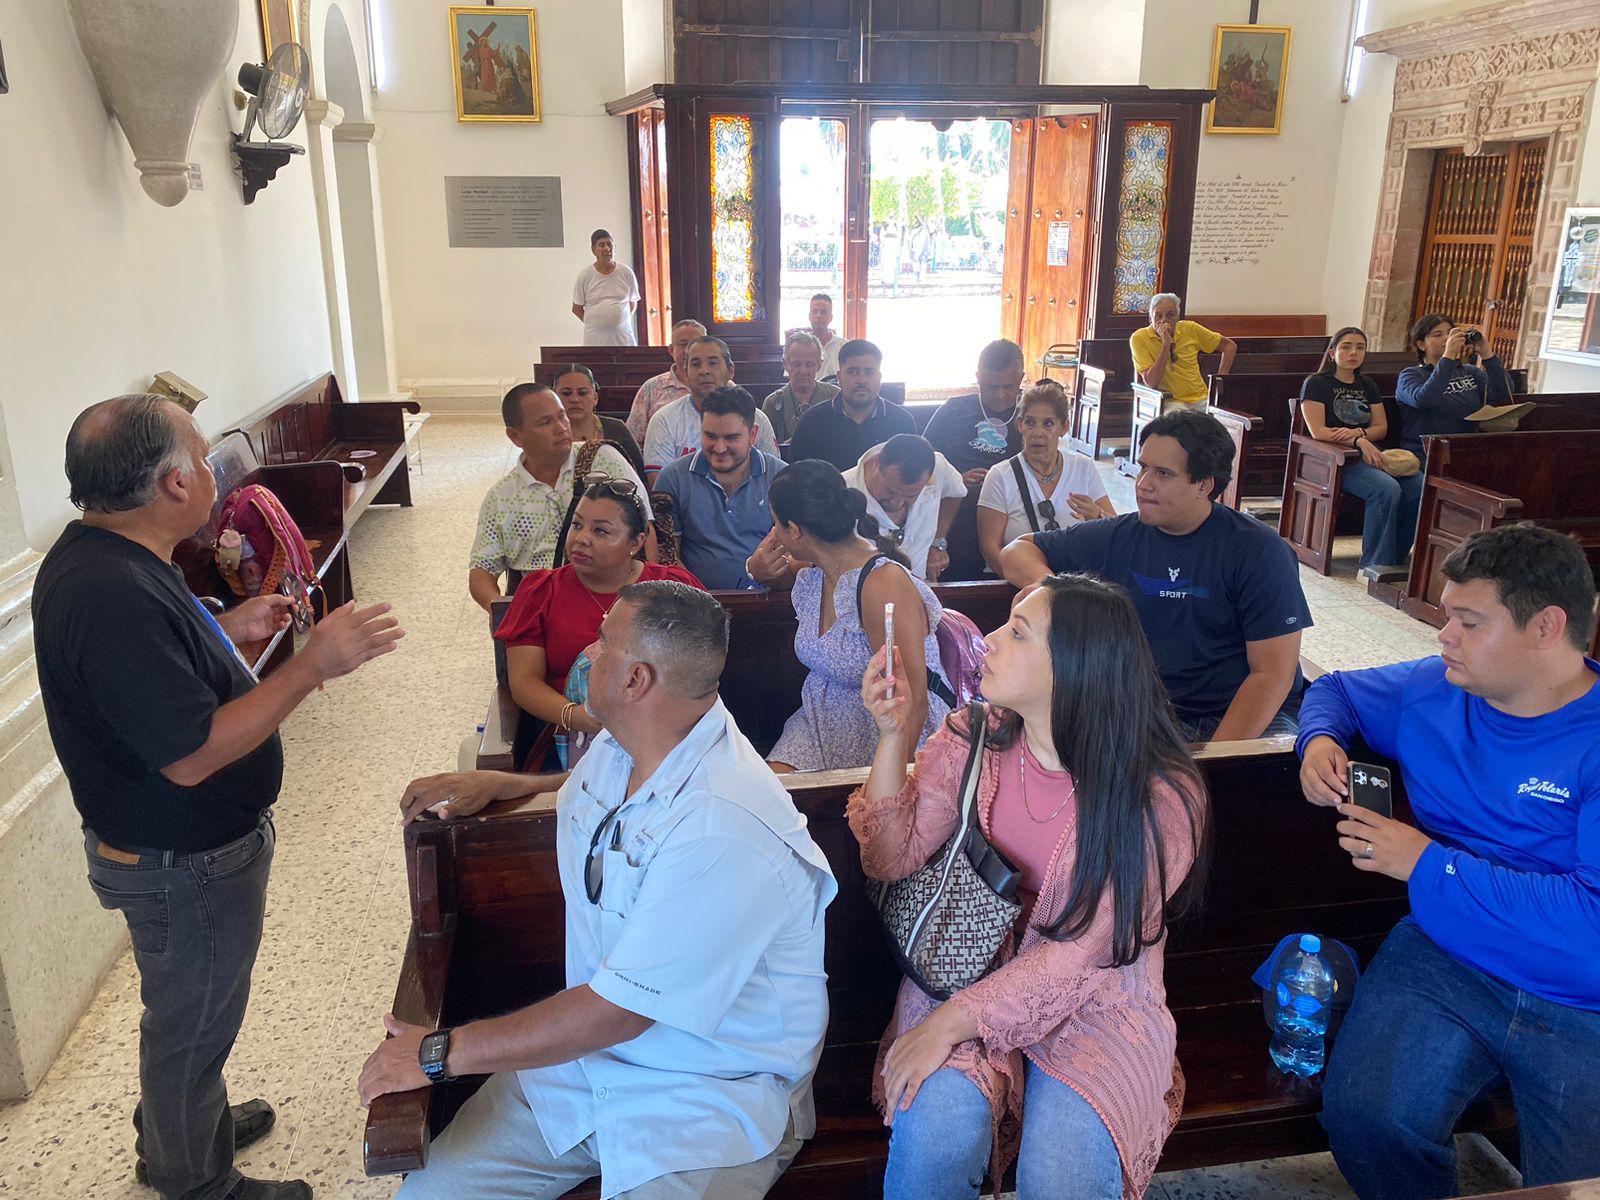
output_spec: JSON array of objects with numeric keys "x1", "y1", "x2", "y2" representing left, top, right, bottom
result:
[{"x1": 871, "y1": 702, "x2": 1022, "y2": 1000}]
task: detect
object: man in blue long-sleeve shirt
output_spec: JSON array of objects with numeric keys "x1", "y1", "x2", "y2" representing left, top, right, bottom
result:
[
  {"x1": 1295, "y1": 523, "x2": 1600, "y2": 1200},
  {"x1": 1394, "y1": 314, "x2": 1515, "y2": 457}
]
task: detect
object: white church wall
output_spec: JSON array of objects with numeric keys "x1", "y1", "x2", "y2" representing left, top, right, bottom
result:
[
  {"x1": 374, "y1": 0, "x2": 635, "y2": 389},
  {"x1": 0, "y1": 1, "x2": 336, "y2": 550},
  {"x1": 1044, "y1": 0, "x2": 1144, "y2": 85},
  {"x1": 1139, "y1": 0, "x2": 1356, "y2": 319},
  {"x1": 622, "y1": 0, "x2": 670, "y2": 92},
  {"x1": 1540, "y1": 81, "x2": 1600, "y2": 393}
]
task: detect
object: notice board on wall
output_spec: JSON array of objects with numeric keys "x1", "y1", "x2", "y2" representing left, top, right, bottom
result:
[{"x1": 445, "y1": 176, "x2": 564, "y2": 248}]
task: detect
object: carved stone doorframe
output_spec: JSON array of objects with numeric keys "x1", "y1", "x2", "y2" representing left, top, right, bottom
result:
[{"x1": 1358, "y1": 0, "x2": 1600, "y2": 372}]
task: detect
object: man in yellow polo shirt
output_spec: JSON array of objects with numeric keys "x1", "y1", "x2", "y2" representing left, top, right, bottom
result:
[{"x1": 1130, "y1": 293, "x2": 1236, "y2": 412}]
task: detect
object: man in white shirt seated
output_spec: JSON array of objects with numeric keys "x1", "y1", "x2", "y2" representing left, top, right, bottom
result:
[
  {"x1": 361, "y1": 581, "x2": 837, "y2": 1200},
  {"x1": 624, "y1": 318, "x2": 705, "y2": 443},
  {"x1": 843, "y1": 433, "x2": 967, "y2": 582},
  {"x1": 468, "y1": 384, "x2": 653, "y2": 612},
  {"x1": 642, "y1": 336, "x2": 779, "y2": 479}
]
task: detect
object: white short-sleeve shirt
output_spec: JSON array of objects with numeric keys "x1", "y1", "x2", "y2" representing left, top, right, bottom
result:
[
  {"x1": 978, "y1": 446, "x2": 1108, "y2": 544},
  {"x1": 642, "y1": 394, "x2": 780, "y2": 473},
  {"x1": 842, "y1": 443, "x2": 968, "y2": 579},
  {"x1": 573, "y1": 263, "x2": 641, "y2": 346},
  {"x1": 520, "y1": 700, "x2": 836, "y2": 1198},
  {"x1": 468, "y1": 443, "x2": 653, "y2": 575}
]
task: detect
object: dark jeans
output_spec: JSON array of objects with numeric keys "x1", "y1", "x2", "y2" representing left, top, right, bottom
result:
[
  {"x1": 84, "y1": 816, "x2": 275, "y2": 1200},
  {"x1": 1181, "y1": 692, "x2": 1300, "y2": 742},
  {"x1": 1341, "y1": 462, "x2": 1424, "y2": 569},
  {"x1": 1322, "y1": 916, "x2": 1600, "y2": 1200}
]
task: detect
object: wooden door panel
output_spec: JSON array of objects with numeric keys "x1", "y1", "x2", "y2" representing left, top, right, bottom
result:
[
  {"x1": 1021, "y1": 115, "x2": 1096, "y2": 370},
  {"x1": 1000, "y1": 119, "x2": 1034, "y2": 347}
]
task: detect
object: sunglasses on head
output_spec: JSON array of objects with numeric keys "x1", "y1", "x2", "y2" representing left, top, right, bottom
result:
[
  {"x1": 1036, "y1": 498, "x2": 1060, "y2": 532},
  {"x1": 583, "y1": 472, "x2": 639, "y2": 498}
]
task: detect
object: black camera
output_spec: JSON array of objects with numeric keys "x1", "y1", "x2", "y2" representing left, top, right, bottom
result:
[{"x1": 1463, "y1": 329, "x2": 1483, "y2": 345}]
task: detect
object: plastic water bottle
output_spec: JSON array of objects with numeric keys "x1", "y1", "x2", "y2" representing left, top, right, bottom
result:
[{"x1": 1269, "y1": 934, "x2": 1334, "y2": 1078}]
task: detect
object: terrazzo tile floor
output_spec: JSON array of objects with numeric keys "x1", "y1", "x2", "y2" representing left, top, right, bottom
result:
[{"x1": 0, "y1": 417, "x2": 1508, "y2": 1199}]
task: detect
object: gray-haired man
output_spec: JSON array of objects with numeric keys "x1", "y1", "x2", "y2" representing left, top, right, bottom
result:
[
  {"x1": 1129, "y1": 293, "x2": 1236, "y2": 412},
  {"x1": 762, "y1": 330, "x2": 841, "y2": 444},
  {"x1": 33, "y1": 395, "x2": 404, "y2": 1200}
]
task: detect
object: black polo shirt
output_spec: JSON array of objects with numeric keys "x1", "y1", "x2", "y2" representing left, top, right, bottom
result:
[
  {"x1": 33, "y1": 523, "x2": 283, "y2": 852},
  {"x1": 787, "y1": 394, "x2": 918, "y2": 471}
]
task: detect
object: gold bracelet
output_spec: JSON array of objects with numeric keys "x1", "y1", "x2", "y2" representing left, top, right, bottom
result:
[{"x1": 558, "y1": 702, "x2": 574, "y2": 733}]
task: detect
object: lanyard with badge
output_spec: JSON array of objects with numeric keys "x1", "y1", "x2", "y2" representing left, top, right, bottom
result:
[{"x1": 189, "y1": 594, "x2": 261, "y2": 683}]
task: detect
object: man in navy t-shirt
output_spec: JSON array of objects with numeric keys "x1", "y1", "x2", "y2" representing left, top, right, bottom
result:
[
  {"x1": 1000, "y1": 409, "x2": 1311, "y2": 740},
  {"x1": 1296, "y1": 524, "x2": 1600, "y2": 1199}
]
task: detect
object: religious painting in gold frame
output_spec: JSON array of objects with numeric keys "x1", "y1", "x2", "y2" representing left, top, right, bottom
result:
[
  {"x1": 450, "y1": 6, "x2": 541, "y2": 123},
  {"x1": 1206, "y1": 24, "x2": 1291, "y2": 136},
  {"x1": 257, "y1": 0, "x2": 298, "y2": 59}
]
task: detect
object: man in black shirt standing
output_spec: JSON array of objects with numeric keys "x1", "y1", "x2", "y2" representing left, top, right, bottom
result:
[
  {"x1": 787, "y1": 339, "x2": 915, "y2": 471},
  {"x1": 33, "y1": 395, "x2": 404, "y2": 1200}
]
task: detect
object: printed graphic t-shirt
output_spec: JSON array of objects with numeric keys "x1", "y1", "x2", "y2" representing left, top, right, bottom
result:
[{"x1": 1299, "y1": 373, "x2": 1382, "y2": 432}]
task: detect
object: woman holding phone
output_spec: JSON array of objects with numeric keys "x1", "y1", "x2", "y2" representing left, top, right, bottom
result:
[
  {"x1": 766, "y1": 459, "x2": 948, "y2": 773},
  {"x1": 848, "y1": 574, "x2": 1210, "y2": 1200}
]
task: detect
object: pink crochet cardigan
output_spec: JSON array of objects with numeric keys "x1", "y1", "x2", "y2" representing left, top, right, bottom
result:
[{"x1": 846, "y1": 711, "x2": 1201, "y2": 1199}]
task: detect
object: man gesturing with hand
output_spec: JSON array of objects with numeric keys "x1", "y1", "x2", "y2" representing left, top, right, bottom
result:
[
  {"x1": 35, "y1": 395, "x2": 405, "y2": 1200},
  {"x1": 1293, "y1": 524, "x2": 1600, "y2": 1200}
]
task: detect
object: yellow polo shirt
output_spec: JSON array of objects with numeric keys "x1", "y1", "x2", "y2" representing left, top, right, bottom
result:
[{"x1": 1130, "y1": 320, "x2": 1223, "y2": 405}]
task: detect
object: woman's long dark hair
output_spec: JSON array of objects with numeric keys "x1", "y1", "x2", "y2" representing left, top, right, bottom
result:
[
  {"x1": 984, "y1": 574, "x2": 1209, "y2": 966},
  {"x1": 1316, "y1": 326, "x2": 1368, "y2": 378},
  {"x1": 768, "y1": 458, "x2": 911, "y2": 569},
  {"x1": 1409, "y1": 313, "x2": 1452, "y2": 365}
]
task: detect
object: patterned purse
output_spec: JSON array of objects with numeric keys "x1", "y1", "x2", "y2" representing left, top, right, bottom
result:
[{"x1": 871, "y1": 702, "x2": 1023, "y2": 1000}]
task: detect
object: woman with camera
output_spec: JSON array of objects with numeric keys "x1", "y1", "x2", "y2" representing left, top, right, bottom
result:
[
  {"x1": 847, "y1": 574, "x2": 1210, "y2": 1200},
  {"x1": 1395, "y1": 314, "x2": 1515, "y2": 458}
]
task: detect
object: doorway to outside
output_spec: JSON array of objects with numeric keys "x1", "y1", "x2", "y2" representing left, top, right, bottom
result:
[{"x1": 778, "y1": 115, "x2": 1011, "y2": 398}]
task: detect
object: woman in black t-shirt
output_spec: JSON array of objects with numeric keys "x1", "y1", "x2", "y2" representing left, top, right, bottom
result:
[{"x1": 1298, "y1": 326, "x2": 1423, "y2": 577}]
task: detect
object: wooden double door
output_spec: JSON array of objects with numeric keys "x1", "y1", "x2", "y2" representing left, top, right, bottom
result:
[{"x1": 1413, "y1": 140, "x2": 1548, "y2": 363}]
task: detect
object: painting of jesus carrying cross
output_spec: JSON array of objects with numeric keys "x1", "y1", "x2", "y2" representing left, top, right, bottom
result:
[{"x1": 450, "y1": 6, "x2": 541, "y2": 122}]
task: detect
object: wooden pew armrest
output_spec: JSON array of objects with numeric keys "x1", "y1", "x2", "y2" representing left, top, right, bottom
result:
[
  {"x1": 1289, "y1": 433, "x2": 1358, "y2": 461},
  {"x1": 256, "y1": 460, "x2": 347, "y2": 529},
  {"x1": 334, "y1": 398, "x2": 424, "y2": 443},
  {"x1": 477, "y1": 683, "x2": 519, "y2": 773},
  {"x1": 1426, "y1": 475, "x2": 1522, "y2": 518},
  {"x1": 363, "y1": 918, "x2": 455, "y2": 1176},
  {"x1": 1211, "y1": 405, "x2": 1264, "y2": 431}
]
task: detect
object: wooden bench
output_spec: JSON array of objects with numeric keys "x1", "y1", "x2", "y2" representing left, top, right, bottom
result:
[
  {"x1": 1392, "y1": 428, "x2": 1600, "y2": 650},
  {"x1": 1284, "y1": 394, "x2": 1600, "y2": 576},
  {"x1": 361, "y1": 737, "x2": 1514, "y2": 1187},
  {"x1": 477, "y1": 581, "x2": 1019, "y2": 772},
  {"x1": 173, "y1": 432, "x2": 351, "y2": 675},
  {"x1": 231, "y1": 374, "x2": 422, "y2": 529}
]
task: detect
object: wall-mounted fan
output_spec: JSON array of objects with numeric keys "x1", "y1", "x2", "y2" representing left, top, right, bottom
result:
[{"x1": 231, "y1": 42, "x2": 310, "y2": 204}]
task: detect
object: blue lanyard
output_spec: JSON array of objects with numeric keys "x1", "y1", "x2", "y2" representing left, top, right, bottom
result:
[{"x1": 189, "y1": 594, "x2": 260, "y2": 682}]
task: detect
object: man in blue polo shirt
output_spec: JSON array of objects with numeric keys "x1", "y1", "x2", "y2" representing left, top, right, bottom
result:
[
  {"x1": 787, "y1": 339, "x2": 916, "y2": 471},
  {"x1": 1296, "y1": 523, "x2": 1600, "y2": 1200},
  {"x1": 1000, "y1": 409, "x2": 1310, "y2": 740},
  {"x1": 653, "y1": 386, "x2": 785, "y2": 589}
]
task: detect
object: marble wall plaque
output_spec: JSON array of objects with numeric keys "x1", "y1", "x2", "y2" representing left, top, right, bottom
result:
[{"x1": 445, "y1": 176, "x2": 564, "y2": 248}]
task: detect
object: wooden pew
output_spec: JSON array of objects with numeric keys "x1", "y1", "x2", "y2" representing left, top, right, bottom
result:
[
  {"x1": 362, "y1": 739, "x2": 1514, "y2": 1187},
  {"x1": 1394, "y1": 428, "x2": 1600, "y2": 642},
  {"x1": 174, "y1": 432, "x2": 351, "y2": 676},
  {"x1": 231, "y1": 374, "x2": 422, "y2": 529},
  {"x1": 477, "y1": 581, "x2": 1019, "y2": 772},
  {"x1": 1284, "y1": 394, "x2": 1600, "y2": 576}
]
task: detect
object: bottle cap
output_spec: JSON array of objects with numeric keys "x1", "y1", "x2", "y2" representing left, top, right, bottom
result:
[{"x1": 1299, "y1": 933, "x2": 1322, "y2": 953}]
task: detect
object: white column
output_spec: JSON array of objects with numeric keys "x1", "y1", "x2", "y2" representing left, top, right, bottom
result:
[{"x1": 305, "y1": 97, "x2": 363, "y2": 402}]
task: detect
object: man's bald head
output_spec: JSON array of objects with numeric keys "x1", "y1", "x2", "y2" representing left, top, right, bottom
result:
[
  {"x1": 65, "y1": 395, "x2": 195, "y2": 513},
  {"x1": 615, "y1": 580, "x2": 728, "y2": 699}
]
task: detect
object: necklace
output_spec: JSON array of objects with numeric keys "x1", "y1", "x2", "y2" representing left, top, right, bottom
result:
[
  {"x1": 1019, "y1": 744, "x2": 1076, "y2": 823},
  {"x1": 577, "y1": 563, "x2": 638, "y2": 616},
  {"x1": 1028, "y1": 451, "x2": 1062, "y2": 489}
]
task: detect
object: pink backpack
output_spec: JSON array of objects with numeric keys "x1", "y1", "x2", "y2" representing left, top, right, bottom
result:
[
  {"x1": 856, "y1": 556, "x2": 987, "y2": 708},
  {"x1": 215, "y1": 484, "x2": 322, "y2": 615}
]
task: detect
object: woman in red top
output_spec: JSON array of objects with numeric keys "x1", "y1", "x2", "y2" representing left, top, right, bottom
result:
[
  {"x1": 850, "y1": 574, "x2": 1210, "y2": 1200},
  {"x1": 495, "y1": 479, "x2": 703, "y2": 746}
]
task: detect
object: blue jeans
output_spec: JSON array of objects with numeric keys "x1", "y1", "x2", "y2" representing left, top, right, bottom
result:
[
  {"x1": 1341, "y1": 461, "x2": 1424, "y2": 568},
  {"x1": 1182, "y1": 691, "x2": 1301, "y2": 742},
  {"x1": 1322, "y1": 917, "x2": 1600, "y2": 1200},
  {"x1": 884, "y1": 1059, "x2": 1123, "y2": 1200}
]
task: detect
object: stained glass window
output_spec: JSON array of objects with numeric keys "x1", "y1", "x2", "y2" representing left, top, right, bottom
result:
[
  {"x1": 1112, "y1": 121, "x2": 1174, "y2": 316},
  {"x1": 710, "y1": 114, "x2": 757, "y2": 324}
]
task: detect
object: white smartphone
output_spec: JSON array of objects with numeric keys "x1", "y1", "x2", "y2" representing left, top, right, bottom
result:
[{"x1": 883, "y1": 602, "x2": 895, "y2": 701}]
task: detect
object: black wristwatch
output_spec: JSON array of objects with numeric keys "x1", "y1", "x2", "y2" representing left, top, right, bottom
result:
[{"x1": 419, "y1": 1028, "x2": 453, "y2": 1083}]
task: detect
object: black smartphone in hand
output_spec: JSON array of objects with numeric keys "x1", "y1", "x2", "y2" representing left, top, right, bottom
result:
[{"x1": 1348, "y1": 762, "x2": 1393, "y2": 819}]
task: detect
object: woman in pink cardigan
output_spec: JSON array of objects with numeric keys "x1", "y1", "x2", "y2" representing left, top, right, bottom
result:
[{"x1": 848, "y1": 573, "x2": 1210, "y2": 1199}]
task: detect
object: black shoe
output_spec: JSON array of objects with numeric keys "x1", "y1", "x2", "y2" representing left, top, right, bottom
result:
[
  {"x1": 223, "y1": 1178, "x2": 312, "y2": 1200},
  {"x1": 133, "y1": 1099, "x2": 278, "y2": 1185}
]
